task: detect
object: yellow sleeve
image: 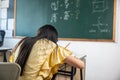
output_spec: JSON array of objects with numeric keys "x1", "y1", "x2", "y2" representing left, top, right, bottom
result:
[
  {"x1": 49, "y1": 46, "x2": 72, "y2": 66},
  {"x1": 40, "y1": 46, "x2": 72, "y2": 79},
  {"x1": 9, "y1": 54, "x2": 14, "y2": 62},
  {"x1": 9, "y1": 44, "x2": 21, "y2": 62}
]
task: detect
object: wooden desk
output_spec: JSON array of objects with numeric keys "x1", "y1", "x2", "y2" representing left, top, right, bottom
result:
[
  {"x1": 55, "y1": 55, "x2": 86, "y2": 80},
  {"x1": 0, "y1": 47, "x2": 12, "y2": 62}
]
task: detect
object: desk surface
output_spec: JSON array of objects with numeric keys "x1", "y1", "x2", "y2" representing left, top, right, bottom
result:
[
  {"x1": 57, "y1": 54, "x2": 86, "y2": 80},
  {"x1": 73, "y1": 54, "x2": 87, "y2": 59},
  {"x1": 0, "y1": 47, "x2": 12, "y2": 51}
]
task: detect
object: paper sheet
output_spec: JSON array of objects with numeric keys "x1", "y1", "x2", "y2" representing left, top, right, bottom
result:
[
  {"x1": 1, "y1": 0, "x2": 9, "y2": 8},
  {"x1": 1, "y1": 8, "x2": 7, "y2": 18},
  {"x1": 8, "y1": 18, "x2": 14, "y2": 30},
  {"x1": 0, "y1": 19, "x2": 7, "y2": 29}
]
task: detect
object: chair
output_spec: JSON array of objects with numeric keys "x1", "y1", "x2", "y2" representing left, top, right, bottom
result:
[
  {"x1": 0, "y1": 30, "x2": 5, "y2": 47},
  {"x1": 0, "y1": 62, "x2": 21, "y2": 80}
]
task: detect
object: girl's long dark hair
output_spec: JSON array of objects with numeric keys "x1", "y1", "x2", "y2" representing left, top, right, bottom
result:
[{"x1": 14, "y1": 24, "x2": 58, "y2": 75}]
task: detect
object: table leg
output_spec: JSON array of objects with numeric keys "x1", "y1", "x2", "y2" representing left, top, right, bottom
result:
[
  {"x1": 80, "y1": 69, "x2": 83, "y2": 80},
  {"x1": 3, "y1": 51, "x2": 7, "y2": 62}
]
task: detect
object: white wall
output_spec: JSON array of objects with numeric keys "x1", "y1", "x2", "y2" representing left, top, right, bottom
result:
[
  {"x1": 3, "y1": 0, "x2": 120, "y2": 80},
  {"x1": 117, "y1": 0, "x2": 120, "y2": 43}
]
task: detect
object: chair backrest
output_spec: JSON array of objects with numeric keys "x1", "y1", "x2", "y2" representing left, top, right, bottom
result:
[
  {"x1": 0, "y1": 30, "x2": 5, "y2": 47},
  {"x1": 0, "y1": 62, "x2": 21, "y2": 80}
]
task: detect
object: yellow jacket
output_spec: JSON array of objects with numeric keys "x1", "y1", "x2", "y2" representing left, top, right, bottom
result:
[{"x1": 9, "y1": 39, "x2": 72, "y2": 80}]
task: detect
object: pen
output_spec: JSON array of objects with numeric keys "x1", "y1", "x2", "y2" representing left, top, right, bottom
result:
[{"x1": 65, "y1": 42, "x2": 71, "y2": 48}]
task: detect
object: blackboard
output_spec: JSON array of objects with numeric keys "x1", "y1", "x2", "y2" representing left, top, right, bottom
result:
[{"x1": 14, "y1": 0, "x2": 116, "y2": 41}]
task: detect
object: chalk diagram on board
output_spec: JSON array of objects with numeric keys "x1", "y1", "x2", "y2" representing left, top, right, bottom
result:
[
  {"x1": 89, "y1": 17, "x2": 110, "y2": 33},
  {"x1": 89, "y1": 0, "x2": 110, "y2": 33},
  {"x1": 50, "y1": 0, "x2": 80, "y2": 23},
  {"x1": 92, "y1": 0, "x2": 108, "y2": 13}
]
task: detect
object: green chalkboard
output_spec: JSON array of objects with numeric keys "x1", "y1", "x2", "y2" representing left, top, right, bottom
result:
[{"x1": 15, "y1": 0, "x2": 116, "y2": 41}]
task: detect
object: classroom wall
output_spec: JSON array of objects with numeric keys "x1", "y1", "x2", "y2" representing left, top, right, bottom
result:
[
  {"x1": 3, "y1": 0, "x2": 120, "y2": 80},
  {"x1": 117, "y1": 0, "x2": 120, "y2": 43}
]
